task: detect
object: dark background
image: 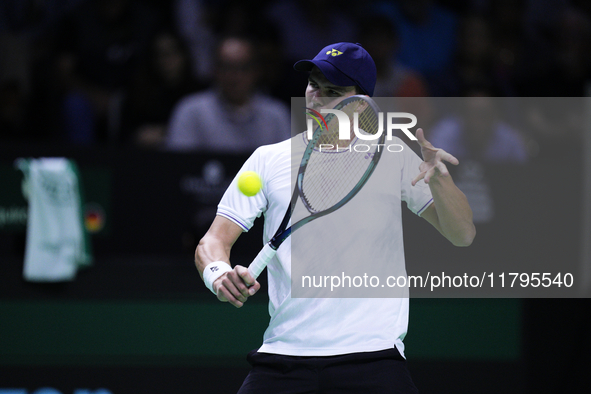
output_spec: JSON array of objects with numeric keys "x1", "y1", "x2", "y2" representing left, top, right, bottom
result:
[
  {"x1": 1, "y1": 142, "x2": 588, "y2": 393},
  {"x1": 2, "y1": 0, "x2": 591, "y2": 393}
]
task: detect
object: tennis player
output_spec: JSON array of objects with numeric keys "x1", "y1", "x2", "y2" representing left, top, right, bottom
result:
[{"x1": 195, "y1": 42, "x2": 475, "y2": 393}]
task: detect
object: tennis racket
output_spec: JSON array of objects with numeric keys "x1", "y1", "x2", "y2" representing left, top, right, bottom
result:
[{"x1": 247, "y1": 95, "x2": 385, "y2": 279}]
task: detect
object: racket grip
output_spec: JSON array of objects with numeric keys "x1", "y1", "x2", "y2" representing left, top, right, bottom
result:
[{"x1": 248, "y1": 243, "x2": 277, "y2": 279}]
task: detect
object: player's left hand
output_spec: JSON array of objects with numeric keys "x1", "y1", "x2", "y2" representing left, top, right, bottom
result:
[{"x1": 412, "y1": 128, "x2": 459, "y2": 186}]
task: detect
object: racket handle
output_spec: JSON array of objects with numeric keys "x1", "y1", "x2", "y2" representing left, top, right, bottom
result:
[{"x1": 248, "y1": 243, "x2": 277, "y2": 279}]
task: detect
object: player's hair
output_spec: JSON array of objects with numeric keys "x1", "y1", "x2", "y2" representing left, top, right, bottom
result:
[{"x1": 214, "y1": 34, "x2": 259, "y2": 67}]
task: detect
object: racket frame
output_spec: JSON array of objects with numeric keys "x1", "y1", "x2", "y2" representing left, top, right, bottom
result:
[{"x1": 248, "y1": 95, "x2": 385, "y2": 279}]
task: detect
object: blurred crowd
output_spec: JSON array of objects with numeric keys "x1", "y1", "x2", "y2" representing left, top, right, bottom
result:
[{"x1": 0, "y1": 0, "x2": 589, "y2": 155}]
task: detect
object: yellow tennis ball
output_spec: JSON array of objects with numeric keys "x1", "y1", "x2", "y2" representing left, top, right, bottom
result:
[{"x1": 237, "y1": 171, "x2": 262, "y2": 196}]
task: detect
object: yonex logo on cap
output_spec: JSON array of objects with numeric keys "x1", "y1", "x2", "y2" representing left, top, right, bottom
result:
[
  {"x1": 294, "y1": 42, "x2": 376, "y2": 96},
  {"x1": 326, "y1": 49, "x2": 343, "y2": 57}
]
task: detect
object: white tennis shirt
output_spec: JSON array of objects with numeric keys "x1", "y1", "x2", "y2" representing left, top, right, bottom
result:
[{"x1": 217, "y1": 133, "x2": 433, "y2": 357}]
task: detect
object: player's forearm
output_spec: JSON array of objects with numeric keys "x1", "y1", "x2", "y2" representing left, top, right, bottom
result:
[
  {"x1": 428, "y1": 175, "x2": 476, "y2": 247},
  {"x1": 195, "y1": 236, "x2": 232, "y2": 279},
  {"x1": 195, "y1": 216, "x2": 243, "y2": 279}
]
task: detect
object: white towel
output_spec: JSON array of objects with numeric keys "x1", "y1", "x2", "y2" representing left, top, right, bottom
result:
[{"x1": 16, "y1": 158, "x2": 92, "y2": 281}]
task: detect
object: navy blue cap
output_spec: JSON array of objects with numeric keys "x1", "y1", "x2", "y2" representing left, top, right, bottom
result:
[{"x1": 294, "y1": 42, "x2": 377, "y2": 97}]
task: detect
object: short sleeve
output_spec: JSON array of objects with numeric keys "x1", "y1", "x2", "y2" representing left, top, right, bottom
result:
[{"x1": 217, "y1": 148, "x2": 269, "y2": 231}]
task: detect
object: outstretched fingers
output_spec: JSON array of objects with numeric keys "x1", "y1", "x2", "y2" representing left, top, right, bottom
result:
[
  {"x1": 415, "y1": 128, "x2": 433, "y2": 149},
  {"x1": 412, "y1": 171, "x2": 426, "y2": 186},
  {"x1": 412, "y1": 128, "x2": 460, "y2": 186},
  {"x1": 437, "y1": 149, "x2": 459, "y2": 166}
]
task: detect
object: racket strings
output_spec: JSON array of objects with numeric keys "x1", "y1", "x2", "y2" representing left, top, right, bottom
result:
[
  {"x1": 314, "y1": 100, "x2": 380, "y2": 148},
  {"x1": 303, "y1": 150, "x2": 372, "y2": 212},
  {"x1": 303, "y1": 100, "x2": 381, "y2": 213},
  {"x1": 316, "y1": 113, "x2": 340, "y2": 146}
]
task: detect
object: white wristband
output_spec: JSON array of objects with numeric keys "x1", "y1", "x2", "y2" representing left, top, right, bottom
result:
[{"x1": 203, "y1": 261, "x2": 233, "y2": 295}]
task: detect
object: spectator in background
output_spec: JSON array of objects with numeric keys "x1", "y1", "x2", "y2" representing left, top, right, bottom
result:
[
  {"x1": 373, "y1": 0, "x2": 458, "y2": 87},
  {"x1": 0, "y1": 0, "x2": 88, "y2": 143},
  {"x1": 0, "y1": 0, "x2": 86, "y2": 45},
  {"x1": 173, "y1": 0, "x2": 216, "y2": 83},
  {"x1": 516, "y1": 5, "x2": 591, "y2": 97},
  {"x1": 210, "y1": 0, "x2": 262, "y2": 37},
  {"x1": 165, "y1": 36, "x2": 291, "y2": 153},
  {"x1": 265, "y1": 0, "x2": 358, "y2": 62},
  {"x1": 204, "y1": 0, "x2": 293, "y2": 105},
  {"x1": 0, "y1": 80, "x2": 30, "y2": 141},
  {"x1": 486, "y1": 0, "x2": 528, "y2": 94},
  {"x1": 358, "y1": 14, "x2": 429, "y2": 98},
  {"x1": 55, "y1": 0, "x2": 161, "y2": 145},
  {"x1": 430, "y1": 14, "x2": 515, "y2": 97},
  {"x1": 428, "y1": 83, "x2": 528, "y2": 164},
  {"x1": 264, "y1": 0, "x2": 358, "y2": 99},
  {"x1": 357, "y1": 13, "x2": 434, "y2": 135},
  {"x1": 427, "y1": 83, "x2": 527, "y2": 224},
  {"x1": 512, "y1": 6, "x2": 590, "y2": 158},
  {"x1": 255, "y1": 22, "x2": 292, "y2": 105},
  {"x1": 120, "y1": 30, "x2": 204, "y2": 148}
]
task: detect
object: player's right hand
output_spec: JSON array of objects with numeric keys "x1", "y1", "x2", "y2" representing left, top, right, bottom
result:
[{"x1": 213, "y1": 265, "x2": 260, "y2": 308}]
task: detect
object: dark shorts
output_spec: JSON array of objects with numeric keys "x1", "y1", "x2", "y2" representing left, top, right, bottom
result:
[{"x1": 237, "y1": 347, "x2": 419, "y2": 394}]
